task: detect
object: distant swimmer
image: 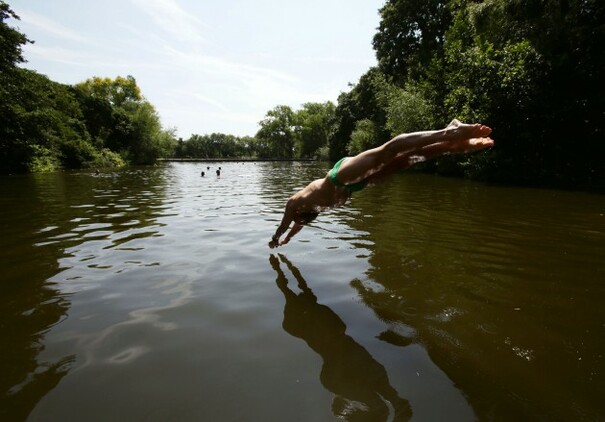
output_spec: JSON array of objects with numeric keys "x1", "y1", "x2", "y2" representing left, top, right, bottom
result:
[
  {"x1": 216, "y1": 169, "x2": 221, "y2": 177},
  {"x1": 201, "y1": 171, "x2": 205, "y2": 177},
  {"x1": 269, "y1": 119, "x2": 494, "y2": 248}
]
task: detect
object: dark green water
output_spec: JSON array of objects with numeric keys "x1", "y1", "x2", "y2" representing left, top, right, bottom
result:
[{"x1": 1, "y1": 162, "x2": 603, "y2": 421}]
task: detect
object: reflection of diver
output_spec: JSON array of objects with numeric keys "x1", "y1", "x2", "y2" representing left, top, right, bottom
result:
[{"x1": 270, "y1": 254, "x2": 411, "y2": 421}]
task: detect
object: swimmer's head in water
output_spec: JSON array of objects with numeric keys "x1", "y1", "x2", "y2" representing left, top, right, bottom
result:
[{"x1": 295, "y1": 211, "x2": 319, "y2": 225}]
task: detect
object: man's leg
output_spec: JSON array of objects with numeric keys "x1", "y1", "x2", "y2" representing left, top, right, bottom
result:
[{"x1": 335, "y1": 121, "x2": 492, "y2": 185}]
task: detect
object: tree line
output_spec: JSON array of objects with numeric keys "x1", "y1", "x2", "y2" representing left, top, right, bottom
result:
[
  {"x1": 2, "y1": 0, "x2": 603, "y2": 190},
  {"x1": 174, "y1": 102, "x2": 335, "y2": 160}
]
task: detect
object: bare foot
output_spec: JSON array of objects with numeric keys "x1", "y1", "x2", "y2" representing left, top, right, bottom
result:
[
  {"x1": 446, "y1": 119, "x2": 492, "y2": 140},
  {"x1": 444, "y1": 119, "x2": 494, "y2": 153}
]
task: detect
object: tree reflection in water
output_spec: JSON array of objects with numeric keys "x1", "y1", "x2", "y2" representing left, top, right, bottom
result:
[{"x1": 270, "y1": 254, "x2": 411, "y2": 421}]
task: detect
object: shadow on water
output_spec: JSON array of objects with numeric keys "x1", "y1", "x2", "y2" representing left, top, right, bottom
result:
[{"x1": 269, "y1": 254, "x2": 412, "y2": 421}]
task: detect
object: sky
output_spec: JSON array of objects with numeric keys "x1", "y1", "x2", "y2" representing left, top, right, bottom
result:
[{"x1": 9, "y1": 0, "x2": 384, "y2": 139}]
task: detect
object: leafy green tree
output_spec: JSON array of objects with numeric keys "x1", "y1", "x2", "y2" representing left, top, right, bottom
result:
[
  {"x1": 246, "y1": 135, "x2": 272, "y2": 159},
  {"x1": 74, "y1": 76, "x2": 143, "y2": 152},
  {"x1": 0, "y1": 1, "x2": 31, "y2": 72},
  {"x1": 2, "y1": 69, "x2": 87, "y2": 171},
  {"x1": 347, "y1": 119, "x2": 377, "y2": 156},
  {"x1": 175, "y1": 133, "x2": 258, "y2": 159},
  {"x1": 238, "y1": 136, "x2": 258, "y2": 158},
  {"x1": 121, "y1": 101, "x2": 175, "y2": 164},
  {"x1": 73, "y1": 89, "x2": 114, "y2": 149},
  {"x1": 74, "y1": 76, "x2": 175, "y2": 165},
  {"x1": 1, "y1": 67, "x2": 126, "y2": 172},
  {"x1": 373, "y1": 0, "x2": 451, "y2": 82},
  {"x1": 204, "y1": 133, "x2": 237, "y2": 158},
  {"x1": 328, "y1": 90, "x2": 360, "y2": 161},
  {"x1": 75, "y1": 75, "x2": 142, "y2": 107},
  {"x1": 256, "y1": 105, "x2": 296, "y2": 159},
  {"x1": 384, "y1": 83, "x2": 435, "y2": 136},
  {"x1": 328, "y1": 68, "x2": 391, "y2": 161},
  {"x1": 294, "y1": 102, "x2": 335, "y2": 159}
]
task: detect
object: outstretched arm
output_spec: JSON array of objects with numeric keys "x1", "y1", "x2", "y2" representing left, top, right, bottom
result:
[
  {"x1": 279, "y1": 223, "x2": 304, "y2": 246},
  {"x1": 269, "y1": 219, "x2": 304, "y2": 248},
  {"x1": 269, "y1": 199, "x2": 297, "y2": 248},
  {"x1": 414, "y1": 135, "x2": 494, "y2": 159},
  {"x1": 269, "y1": 216, "x2": 292, "y2": 248}
]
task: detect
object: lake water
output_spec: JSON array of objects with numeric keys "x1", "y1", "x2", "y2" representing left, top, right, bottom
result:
[{"x1": 1, "y1": 161, "x2": 604, "y2": 421}]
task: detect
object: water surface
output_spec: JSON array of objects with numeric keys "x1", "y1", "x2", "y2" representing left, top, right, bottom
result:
[{"x1": 1, "y1": 162, "x2": 603, "y2": 420}]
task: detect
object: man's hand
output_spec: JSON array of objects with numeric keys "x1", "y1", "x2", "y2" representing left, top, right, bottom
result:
[{"x1": 269, "y1": 237, "x2": 291, "y2": 248}]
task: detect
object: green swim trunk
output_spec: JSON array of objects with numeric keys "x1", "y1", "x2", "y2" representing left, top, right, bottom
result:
[{"x1": 328, "y1": 158, "x2": 367, "y2": 193}]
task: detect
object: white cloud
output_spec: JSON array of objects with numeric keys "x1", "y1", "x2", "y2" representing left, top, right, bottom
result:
[
  {"x1": 190, "y1": 93, "x2": 230, "y2": 113},
  {"x1": 129, "y1": 0, "x2": 207, "y2": 45},
  {"x1": 18, "y1": 10, "x2": 90, "y2": 44},
  {"x1": 148, "y1": 43, "x2": 307, "y2": 109}
]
